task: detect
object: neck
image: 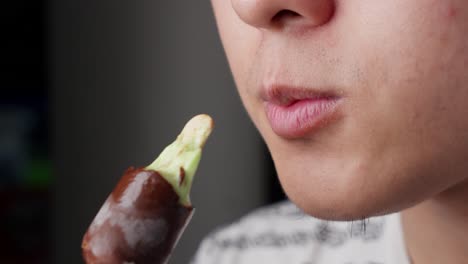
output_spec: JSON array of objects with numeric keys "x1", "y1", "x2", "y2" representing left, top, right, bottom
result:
[{"x1": 401, "y1": 179, "x2": 468, "y2": 264}]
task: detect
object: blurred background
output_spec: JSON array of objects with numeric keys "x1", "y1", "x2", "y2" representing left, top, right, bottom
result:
[{"x1": 1, "y1": 0, "x2": 284, "y2": 263}]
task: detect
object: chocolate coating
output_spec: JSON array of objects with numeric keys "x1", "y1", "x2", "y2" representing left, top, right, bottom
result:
[{"x1": 82, "y1": 167, "x2": 193, "y2": 264}]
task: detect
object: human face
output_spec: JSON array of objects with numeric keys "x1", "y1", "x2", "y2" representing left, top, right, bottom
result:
[{"x1": 211, "y1": 0, "x2": 468, "y2": 220}]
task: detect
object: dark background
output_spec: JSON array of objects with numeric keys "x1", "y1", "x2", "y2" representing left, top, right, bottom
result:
[
  {"x1": 1, "y1": 1, "x2": 285, "y2": 263},
  {"x1": 1, "y1": 0, "x2": 50, "y2": 263}
]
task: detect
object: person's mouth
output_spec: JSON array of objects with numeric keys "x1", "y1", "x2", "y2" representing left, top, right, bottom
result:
[{"x1": 261, "y1": 85, "x2": 343, "y2": 139}]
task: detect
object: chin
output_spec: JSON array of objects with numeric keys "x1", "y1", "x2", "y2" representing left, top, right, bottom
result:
[
  {"x1": 285, "y1": 190, "x2": 392, "y2": 221},
  {"x1": 274, "y1": 156, "x2": 426, "y2": 221}
]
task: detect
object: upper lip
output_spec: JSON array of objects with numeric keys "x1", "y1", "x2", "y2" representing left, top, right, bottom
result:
[{"x1": 260, "y1": 84, "x2": 341, "y2": 106}]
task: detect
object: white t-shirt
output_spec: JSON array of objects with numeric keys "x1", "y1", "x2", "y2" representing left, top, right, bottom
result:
[{"x1": 191, "y1": 200, "x2": 411, "y2": 264}]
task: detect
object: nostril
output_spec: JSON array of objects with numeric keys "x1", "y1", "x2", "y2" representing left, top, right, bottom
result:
[
  {"x1": 232, "y1": 0, "x2": 334, "y2": 30},
  {"x1": 272, "y1": 9, "x2": 301, "y2": 23}
]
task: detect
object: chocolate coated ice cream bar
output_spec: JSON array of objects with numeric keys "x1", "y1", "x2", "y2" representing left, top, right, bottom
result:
[{"x1": 82, "y1": 114, "x2": 214, "y2": 264}]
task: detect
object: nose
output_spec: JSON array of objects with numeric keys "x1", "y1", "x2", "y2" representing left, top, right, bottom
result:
[{"x1": 232, "y1": 0, "x2": 335, "y2": 30}]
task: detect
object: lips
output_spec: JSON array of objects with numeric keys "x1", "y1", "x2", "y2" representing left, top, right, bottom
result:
[{"x1": 262, "y1": 86, "x2": 342, "y2": 138}]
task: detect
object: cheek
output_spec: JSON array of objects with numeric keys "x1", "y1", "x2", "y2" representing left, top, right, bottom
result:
[
  {"x1": 355, "y1": 0, "x2": 468, "y2": 209},
  {"x1": 212, "y1": 0, "x2": 260, "y2": 87},
  {"x1": 368, "y1": 1, "x2": 468, "y2": 162},
  {"x1": 212, "y1": 0, "x2": 266, "y2": 125}
]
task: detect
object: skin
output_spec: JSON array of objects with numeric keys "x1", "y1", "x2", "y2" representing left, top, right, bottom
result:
[{"x1": 210, "y1": 0, "x2": 468, "y2": 263}]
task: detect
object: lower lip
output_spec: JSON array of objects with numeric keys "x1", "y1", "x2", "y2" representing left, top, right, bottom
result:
[{"x1": 264, "y1": 98, "x2": 342, "y2": 138}]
